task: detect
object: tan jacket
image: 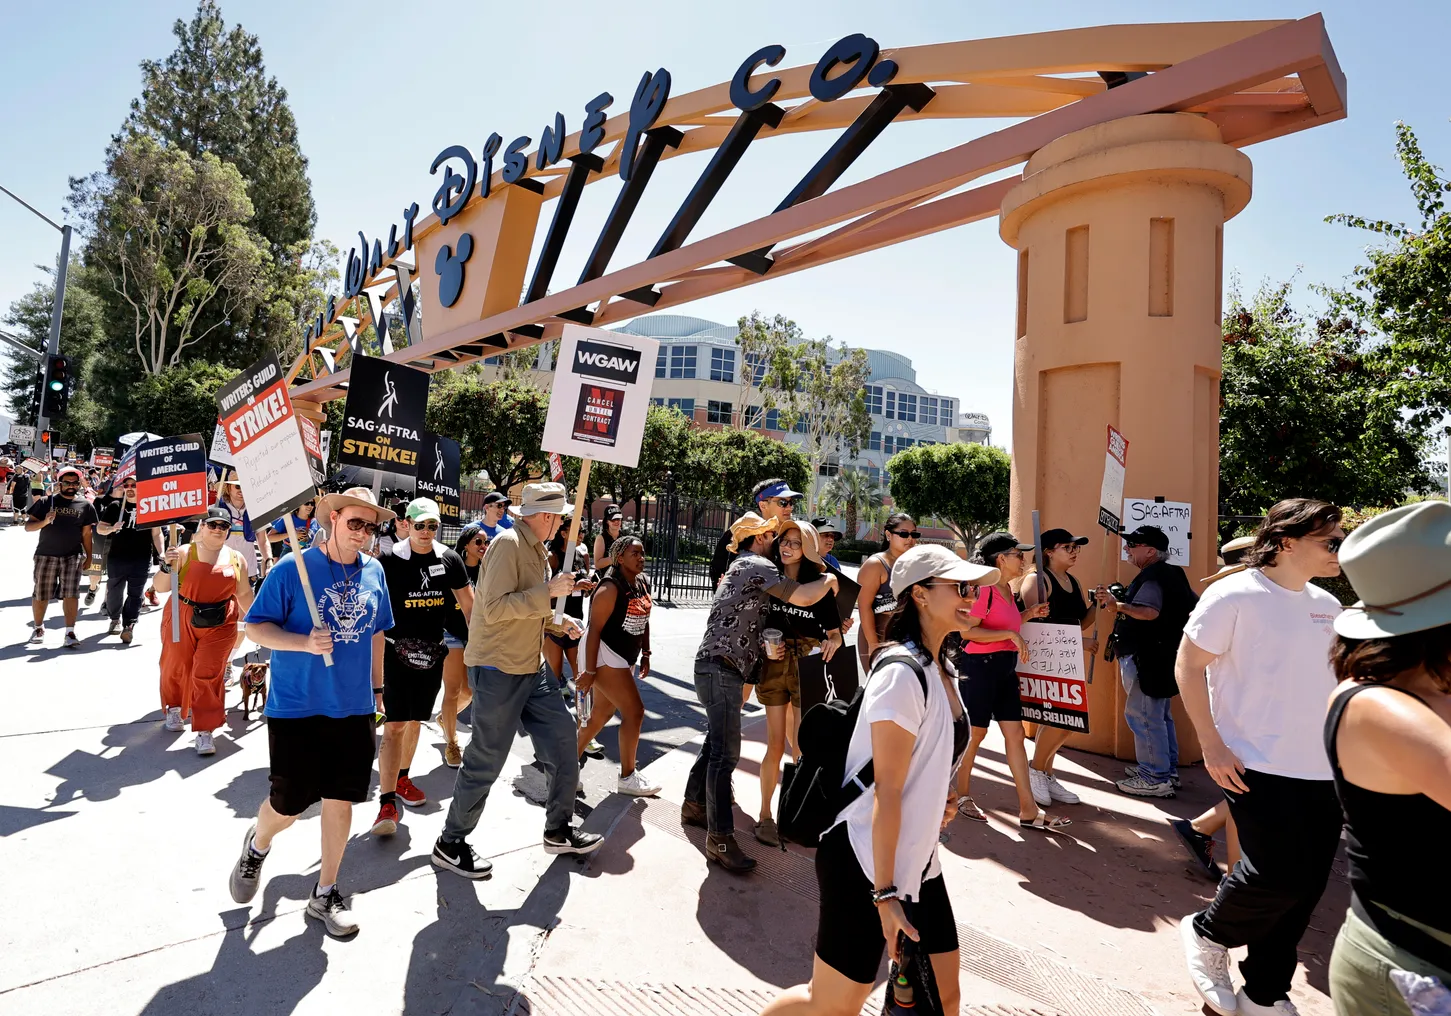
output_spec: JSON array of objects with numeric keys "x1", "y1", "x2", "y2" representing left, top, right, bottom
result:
[{"x1": 463, "y1": 521, "x2": 553, "y2": 672}]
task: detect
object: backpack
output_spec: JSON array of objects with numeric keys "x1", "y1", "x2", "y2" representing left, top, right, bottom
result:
[{"x1": 778, "y1": 648, "x2": 929, "y2": 848}]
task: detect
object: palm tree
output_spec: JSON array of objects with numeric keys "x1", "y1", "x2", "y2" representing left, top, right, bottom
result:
[{"x1": 820, "y1": 469, "x2": 885, "y2": 541}]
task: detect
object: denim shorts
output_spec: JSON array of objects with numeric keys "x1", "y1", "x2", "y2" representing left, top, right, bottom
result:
[{"x1": 443, "y1": 632, "x2": 465, "y2": 651}]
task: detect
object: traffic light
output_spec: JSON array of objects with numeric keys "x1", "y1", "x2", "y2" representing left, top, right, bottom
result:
[{"x1": 42, "y1": 354, "x2": 70, "y2": 418}]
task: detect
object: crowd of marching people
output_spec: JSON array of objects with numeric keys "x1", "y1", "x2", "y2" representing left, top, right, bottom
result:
[{"x1": 11, "y1": 450, "x2": 1451, "y2": 1016}]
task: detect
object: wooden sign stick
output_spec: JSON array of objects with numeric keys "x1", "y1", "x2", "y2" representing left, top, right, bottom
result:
[
  {"x1": 284, "y1": 512, "x2": 333, "y2": 667},
  {"x1": 552, "y1": 457, "x2": 591, "y2": 625},
  {"x1": 1087, "y1": 532, "x2": 1115, "y2": 684},
  {"x1": 169, "y1": 523, "x2": 182, "y2": 643}
]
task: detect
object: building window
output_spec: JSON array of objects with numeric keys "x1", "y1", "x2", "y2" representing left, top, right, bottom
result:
[
  {"x1": 745, "y1": 352, "x2": 767, "y2": 387},
  {"x1": 669, "y1": 345, "x2": 697, "y2": 379},
  {"x1": 885, "y1": 390, "x2": 896, "y2": 419},
  {"x1": 743, "y1": 405, "x2": 763, "y2": 428},
  {"x1": 793, "y1": 413, "x2": 809, "y2": 435},
  {"x1": 706, "y1": 400, "x2": 732, "y2": 424},
  {"x1": 764, "y1": 408, "x2": 781, "y2": 431},
  {"x1": 882, "y1": 435, "x2": 894, "y2": 456},
  {"x1": 868, "y1": 431, "x2": 881, "y2": 451},
  {"x1": 864, "y1": 385, "x2": 883, "y2": 416},
  {"x1": 667, "y1": 397, "x2": 695, "y2": 416},
  {"x1": 655, "y1": 348, "x2": 666, "y2": 378},
  {"x1": 650, "y1": 397, "x2": 664, "y2": 406},
  {"x1": 898, "y1": 436, "x2": 915, "y2": 449},
  {"x1": 818, "y1": 458, "x2": 840, "y2": 477},
  {"x1": 898, "y1": 393, "x2": 917, "y2": 423},
  {"x1": 920, "y1": 396, "x2": 938, "y2": 426},
  {"x1": 941, "y1": 399, "x2": 954, "y2": 424},
  {"x1": 866, "y1": 465, "x2": 881, "y2": 483},
  {"x1": 710, "y1": 347, "x2": 735, "y2": 383}
]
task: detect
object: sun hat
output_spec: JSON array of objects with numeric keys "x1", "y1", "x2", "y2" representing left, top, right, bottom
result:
[
  {"x1": 811, "y1": 517, "x2": 844, "y2": 539},
  {"x1": 1334, "y1": 501, "x2": 1451, "y2": 639},
  {"x1": 778, "y1": 519, "x2": 824, "y2": 567},
  {"x1": 891, "y1": 544, "x2": 1001, "y2": 597},
  {"x1": 976, "y1": 531, "x2": 1033, "y2": 562},
  {"x1": 727, "y1": 512, "x2": 779, "y2": 552},
  {"x1": 406, "y1": 497, "x2": 442, "y2": 524},
  {"x1": 1122, "y1": 525, "x2": 1170, "y2": 552},
  {"x1": 1202, "y1": 535, "x2": 1257, "y2": 585},
  {"x1": 1040, "y1": 527, "x2": 1089, "y2": 549},
  {"x1": 508, "y1": 482, "x2": 572, "y2": 518},
  {"x1": 319, "y1": 485, "x2": 397, "y2": 523}
]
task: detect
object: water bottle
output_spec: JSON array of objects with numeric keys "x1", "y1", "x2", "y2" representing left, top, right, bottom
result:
[{"x1": 889, "y1": 970, "x2": 915, "y2": 1012}]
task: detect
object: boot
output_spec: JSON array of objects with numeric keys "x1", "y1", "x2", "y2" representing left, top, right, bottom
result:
[
  {"x1": 680, "y1": 799, "x2": 707, "y2": 828},
  {"x1": 705, "y1": 833, "x2": 757, "y2": 874}
]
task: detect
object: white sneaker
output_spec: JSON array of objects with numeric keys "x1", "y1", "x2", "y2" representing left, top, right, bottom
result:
[
  {"x1": 1181, "y1": 914, "x2": 1237, "y2": 1015},
  {"x1": 1235, "y1": 989, "x2": 1297, "y2": 1014},
  {"x1": 164, "y1": 707, "x2": 184, "y2": 732},
  {"x1": 1027, "y1": 765, "x2": 1052, "y2": 807},
  {"x1": 1043, "y1": 771, "x2": 1081, "y2": 805},
  {"x1": 196, "y1": 731, "x2": 216, "y2": 756},
  {"x1": 1117, "y1": 774, "x2": 1176, "y2": 798},
  {"x1": 617, "y1": 769, "x2": 661, "y2": 797}
]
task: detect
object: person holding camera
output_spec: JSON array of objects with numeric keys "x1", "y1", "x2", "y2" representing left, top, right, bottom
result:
[{"x1": 154, "y1": 505, "x2": 254, "y2": 756}]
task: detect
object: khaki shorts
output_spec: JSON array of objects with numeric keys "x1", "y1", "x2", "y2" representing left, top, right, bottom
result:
[{"x1": 755, "y1": 636, "x2": 820, "y2": 708}]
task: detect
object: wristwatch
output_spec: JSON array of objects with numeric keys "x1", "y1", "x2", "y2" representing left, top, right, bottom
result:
[{"x1": 158, "y1": 563, "x2": 172, "y2": 574}]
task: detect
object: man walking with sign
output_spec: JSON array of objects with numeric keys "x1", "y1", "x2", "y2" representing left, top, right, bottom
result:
[
  {"x1": 432, "y1": 482, "x2": 601, "y2": 880},
  {"x1": 96, "y1": 473, "x2": 163, "y2": 644},
  {"x1": 25, "y1": 464, "x2": 98, "y2": 648},
  {"x1": 228, "y1": 487, "x2": 395, "y2": 938}
]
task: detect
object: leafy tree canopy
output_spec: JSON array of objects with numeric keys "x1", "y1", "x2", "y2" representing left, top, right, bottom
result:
[
  {"x1": 128, "y1": 359, "x2": 238, "y2": 441},
  {"x1": 679, "y1": 426, "x2": 811, "y2": 506},
  {"x1": 425, "y1": 372, "x2": 549, "y2": 494},
  {"x1": 3, "y1": 261, "x2": 109, "y2": 438},
  {"x1": 886, "y1": 442, "x2": 1011, "y2": 551}
]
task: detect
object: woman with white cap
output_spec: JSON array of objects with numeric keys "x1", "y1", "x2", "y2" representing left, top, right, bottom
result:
[
  {"x1": 760, "y1": 544, "x2": 997, "y2": 1016},
  {"x1": 1325, "y1": 501, "x2": 1451, "y2": 1015}
]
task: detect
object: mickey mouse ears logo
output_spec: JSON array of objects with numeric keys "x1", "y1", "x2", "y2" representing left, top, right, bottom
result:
[{"x1": 435, "y1": 233, "x2": 474, "y2": 309}]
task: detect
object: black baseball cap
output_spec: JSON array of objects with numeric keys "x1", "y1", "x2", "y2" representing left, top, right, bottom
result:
[
  {"x1": 1122, "y1": 525, "x2": 1170, "y2": 552},
  {"x1": 1040, "y1": 528, "x2": 1089, "y2": 550},
  {"x1": 604, "y1": 505, "x2": 624, "y2": 520},
  {"x1": 204, "y1": 506, "x2": 232, "y2": 524},
  {"x1": 482, "y1": 491, "x2": 510, "y2": 507},
  {"x1": 976, "y1": 531, "x2": 1034, "y2": 562}
]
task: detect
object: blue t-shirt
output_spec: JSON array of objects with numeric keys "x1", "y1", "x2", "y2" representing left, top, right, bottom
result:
[
  {"x1": 269, "y1": 514, "x2": 320, "y2": 550},
  {"x1": 480, "y1": 514, "x2": 515, "y2": 541},
  {"x1": 822, "y1": 552, "x2": 841, "y2": 571},
  {"x1": 246, "y1": 546, "x2": 394, "y2": 719}
]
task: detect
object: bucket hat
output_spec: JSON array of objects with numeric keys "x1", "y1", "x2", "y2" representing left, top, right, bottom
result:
[{"x1": 1335, "y1": 501, "x2": 1451, "y2": 639}]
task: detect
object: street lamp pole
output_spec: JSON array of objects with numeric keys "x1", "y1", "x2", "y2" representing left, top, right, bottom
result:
[{"x1": 0, "y1": 184, "x2": 71, "y2": 459}]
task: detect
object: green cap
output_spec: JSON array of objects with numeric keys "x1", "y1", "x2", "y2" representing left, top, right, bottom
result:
[{"x1": 405, "y1": 497, "x2": 441, "y2": 523}]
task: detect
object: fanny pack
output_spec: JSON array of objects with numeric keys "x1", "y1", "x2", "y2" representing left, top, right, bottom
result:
[
  {"x1": 388, "y1": 637, "x2": 448, "y2": 670},
  {"x1": 180, "y1": 595, "x2": 229, "y2": 628}
]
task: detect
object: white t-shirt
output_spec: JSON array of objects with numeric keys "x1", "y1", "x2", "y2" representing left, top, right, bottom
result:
[
  {"x1": 1182, "y1": 568, "x2": 1342, "y2": 780},
  {"x1": 831, "y1": 646, "x2": 962, "y2": 900}
]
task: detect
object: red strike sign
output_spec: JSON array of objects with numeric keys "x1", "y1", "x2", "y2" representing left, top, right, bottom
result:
[{"x1": 223, "y1": 382, "x2": 294, "y2": 450}]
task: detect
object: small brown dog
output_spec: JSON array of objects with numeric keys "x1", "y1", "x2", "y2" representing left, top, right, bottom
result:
[{"x1": 239, "y1": 655, "x2": 269, "y2": 719}]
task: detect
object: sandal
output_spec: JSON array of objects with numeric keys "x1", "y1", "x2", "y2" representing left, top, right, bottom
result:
[
  {"x1": 1020, "y1": 807, "x2": 1072, "y2": 834},
  {"x1": 955, "y1": 796, "x2": 987, "y2": 822}
]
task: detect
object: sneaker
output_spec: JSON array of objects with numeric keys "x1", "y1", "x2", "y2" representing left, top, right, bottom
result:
[
  {"x1": 305, "y1": 886, "x2": 359, "y2": 938},
  {"x1": 1236, "y1": 989, "x2": 1298, "y2": 1014},
  {"x1": 443, "y1": 741, "x2": 463, "y2": 768},
  {"x1": 583, "y1": 739, "x2": 606, "y2": 760},
  {"x1": 432, "y1": 837, "x2": 493, "y2": 879},
  {"x1": 1043, "y1": 771, "x2": 1081, "y2": 805},
  {"x1": 371, "y1": 802, "x2": 399, "y2": 836},
  {"x1": 1117, "y1": 774, "x2": 1176, "y2": 798},
  {"x1": 1126, "y1": 764, "x2": 1181, "y2": 789},
  {"x1": 63, "y1": 631, "x2": 80, "y2": 650},
  {"x1": 224, "y1": 662, "x2": 237, "y2": 688},
  {"x1": 1170, "y1": 817, "x2": 1221, "y2": 881},
  {"x1": 616, "y1": 770, "x2": 661, "y2": 797},
  {"x1": 395, "y1": 775, "x2": 427, "y2": 807},
  {"x1": 106, "y1": 618, "x2": 121, "y2": 636},
  {"x1": 120, "y1": 625, "x2": 133, "y2": 645},
  {"x1": 195, "y1": 731, "x2": 216, "y2": 756},
  {"x1": 164, "y1": 706, "x2": 185, "y2": 732},
  {"x1": 84, "y1": 588, "x2": 96, "y2": 607},
  {"x1": 26, "y1": 625, "x2": 43, "y2": 646},
  {"x1": 1181, "y1": 914, "x2": 1238, "y2": 1015},
  {"x1": 145, "y1": 588, "x2": 159, "y2": 607},
  {"x1": 228, "y1": 824, "x2": 268, "y2": 904},
  {"x1": 543, "y1": 825, "x2": 604, "y2": 855},
  {"x1": 1028, "y1": 766, "x2": 1053, "y2": 807}
]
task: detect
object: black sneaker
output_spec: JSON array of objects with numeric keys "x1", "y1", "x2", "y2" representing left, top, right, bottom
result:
[
  {"x1": 84, "y1": 589, "x2": 96, "y2": 607},
  {"x1": 228, "y1": 824, "x2": 268, "y2": 903},
  {"x1": 543, "y1": 825, "x2": 603, "y2": 856},
  {"x1": 1170, "y1": 818, "x2": 1220, "y2": 882},
  {"x1": 431, "y1": 837, "x2": 493, "y2": 879}
]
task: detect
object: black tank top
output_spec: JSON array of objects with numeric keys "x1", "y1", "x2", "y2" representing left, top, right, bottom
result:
[
  {"x1": 1040, "y1": 569, "x2": 1088, "y2": 625},
  {"x1": 1326, "y1": 683, "x2": 1451, "y2": 965},
  {"x1": 598, "y1": 571, "x2": 653, "y2": 664}
]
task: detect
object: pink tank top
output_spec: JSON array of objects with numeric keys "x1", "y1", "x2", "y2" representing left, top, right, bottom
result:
[{"x1": 964, "y1": 584, "x2": 1021, "y2": 654}]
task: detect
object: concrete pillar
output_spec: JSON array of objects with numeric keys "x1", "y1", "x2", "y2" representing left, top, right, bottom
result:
[{"x1": 999, "y1": 113, "x2": 1251, "y2": 760}]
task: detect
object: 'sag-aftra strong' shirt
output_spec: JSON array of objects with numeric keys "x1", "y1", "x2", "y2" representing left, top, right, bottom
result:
[{"x1": 380, "y1": 541, "x2": 469, "y2": 644}]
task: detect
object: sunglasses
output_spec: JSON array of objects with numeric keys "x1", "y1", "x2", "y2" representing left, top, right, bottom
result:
[
  {"x1": 343, "y1": 517, "x2": 380, "y2": 535},
  {"x1": 201, "y1": 519, "x2": 231, "y2": 531},
  {"x1": 926, "y1": 580, "x2": 975, "y2": 599},
  {"x1": 413, "y1": 522, "x2": 439, "y2": 532},
  {"x1": 1304, "y1": 535, "x2": 1343, "y2": 553},
  {"x1": 890, "y1": 529, "x2": 922, "y2": 540},
  {"x1": 766, "y1": 498, "x2": 798, "y2": 508},
  {"x1": 471, "y1": 537, "x2": 486, "y2": 545}
]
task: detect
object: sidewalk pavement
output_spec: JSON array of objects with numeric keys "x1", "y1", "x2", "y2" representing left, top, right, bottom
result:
[{"x1": 0, "y1": 521, "x2": 1346, "y2": 1014}]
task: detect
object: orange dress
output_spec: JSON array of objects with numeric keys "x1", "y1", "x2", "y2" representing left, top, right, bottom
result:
[{"x1": 160, "y1": 545, "x2": 243, "y2": 733}]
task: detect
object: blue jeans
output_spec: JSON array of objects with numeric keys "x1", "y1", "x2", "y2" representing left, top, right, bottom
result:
[
  {"x1": 443, "y1": 664, "x2": 579, "y2": 840},
  {"x1": 684, "y1": 657, "x2": 745, "y2": 836},
  {"x1": 1121, "y1": 654, "x2": 1178, "y2": 782}
]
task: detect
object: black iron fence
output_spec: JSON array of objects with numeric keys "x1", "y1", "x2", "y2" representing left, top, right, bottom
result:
[{"x1": 642, "y1": 477, "x2": 742, "y2": 606}]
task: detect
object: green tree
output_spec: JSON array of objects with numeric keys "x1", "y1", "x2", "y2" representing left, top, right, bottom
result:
[
  {"x1": 1217, "y1": 276, "x2": 1432, "y2": 532},
  {"x1": 588, "y1": 404, "x2": 693, "y2": 506},
  {"x1": 731, "y1": 311, "x2": 799, "y2": 428},
  {"x1": 3, "y1": 261, "x2": 109, "y2": 437},
  {"x1": 768, "y1": 336, "x2": 873, "y2": 512},
  {"x1": 819, "y1": 468, "x2": 885, "y2": 540},
  {"x1": 129, "y1": 359, "x2": 238, "y2": 439},
  {"x1": 71, "y1": 134, "x2": 269, "y2": 375},
  {"x1": 678, "y1": 427, "x2": 810, "y2": 506},
  {"x1": 425, "y1": 373, "x2": 550, "y2": 493},
  {"x1": 887, "y1": 442, "x2": 1011, "y2": 550}
]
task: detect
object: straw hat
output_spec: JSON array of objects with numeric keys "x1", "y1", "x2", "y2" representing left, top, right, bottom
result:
[
  {"x1": 779, "y1": 519, "x2": 824, "y2": 566},
  {"x1": 1335, "y1": 501, "x2": 1451, "y2": 639},
  {"x1": 1202, "y1": 535, "x2": 1257, "y2": 585},
  {"x1": 509, "y1": 482, "x2": 572, "y2": 518},
  {"x1": 727, "y1": 512, "x2": 778, "y2": 552},
  {"x1": 319, "y1": 486, "x2": 396, "y2": 522}
]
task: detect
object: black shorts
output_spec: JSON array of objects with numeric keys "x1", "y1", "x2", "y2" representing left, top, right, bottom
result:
[
  {"x1": 959, "y1": 650, "x2": 1023, "y2": 727},
  {"x1": 382, "y1": 655, "x2": 445, "y2": 722},
  {"x1": 814, "y1": 824, "x2": 958, "y2": 983},
  {"x1": 546, "y1": 630, "x2": 581, "y2": 650},
  {"x1": 267, "y1": 714, "x2": 376, "y2": 816}
]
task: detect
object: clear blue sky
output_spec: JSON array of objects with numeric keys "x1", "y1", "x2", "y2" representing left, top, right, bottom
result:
[{"x1": 2, "y1": 1, "x2": 1446, "y2": 448}]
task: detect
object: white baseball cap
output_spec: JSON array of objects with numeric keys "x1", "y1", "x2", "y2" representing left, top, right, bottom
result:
[{"x1": 890, "y1": 544, "x2": 1000, "y2": 597}]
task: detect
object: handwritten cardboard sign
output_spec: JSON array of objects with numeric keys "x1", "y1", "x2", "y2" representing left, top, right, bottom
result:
[
  {"x1": 215, "y1": 353, "x2": 317, "y2": 527},
  {"x1": 1017, "y1": 622, "x2": 1090, "y2": 733},
  {"x1": 1120, "y1": 498, "x2": 1191, "y2": 565}
]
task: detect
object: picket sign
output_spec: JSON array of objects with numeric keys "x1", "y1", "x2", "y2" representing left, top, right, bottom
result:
[
  {"x1": 170, "y1": 524, "x2": 182, "y2": 644},
  {"x1": 1090, "y1": 426, "x2": 1130, "y2": 684},
  {"x1": 551, "y1": 459, "x2": 592, "y2": 625}
]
